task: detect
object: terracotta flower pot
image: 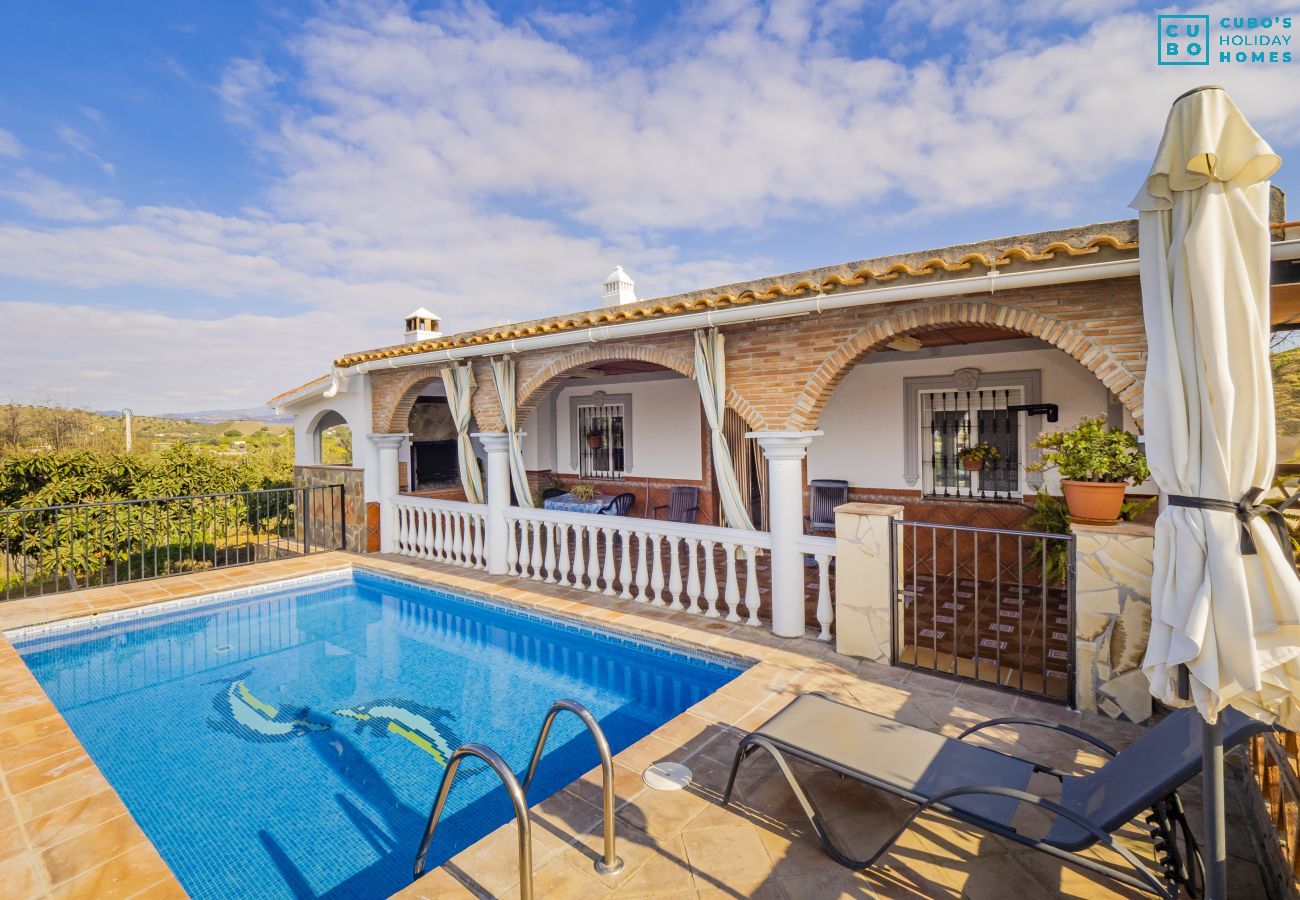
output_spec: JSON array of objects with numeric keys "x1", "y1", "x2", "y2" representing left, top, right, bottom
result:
[
  {"x1": 1060, "y1": 480, "x2": 1127, "y2": 526},
  {"x1": 962, "y1": 458, "x2": 984, "y2": 472},
  {"x1": 586, "y1": 435, "x2": 603, "y2": 449}
]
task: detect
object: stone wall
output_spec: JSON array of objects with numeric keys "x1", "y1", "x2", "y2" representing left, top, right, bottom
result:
[
  {"x1": 294, "y1": 465, "x2": 367, "y2": 553},
  {"x1": 833, "y1": 502, "x2": 903, "y2": 662},
  {"x1": 1073, "y1": 522, "x2": 1155, "y2": 722}
]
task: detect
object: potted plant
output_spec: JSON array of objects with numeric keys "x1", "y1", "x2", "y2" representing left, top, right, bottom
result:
[
  {"x1": 1028, "y1": 417, "x2": 1149, "y2": 525},
  {"x1": 569, "y1": 483, "x2": 597, "y2": 501},
  {"x1": 957, "y1": 442, "x2": 999, "y2": 472},
  {"x1": 585, "y1": 428, "x2": 604, "y2": 450}
]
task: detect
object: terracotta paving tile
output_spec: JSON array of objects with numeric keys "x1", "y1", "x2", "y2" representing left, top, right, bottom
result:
[
  {"x1": 40, "y1": 814, "x2": 149, "y2": 887},
  {"x1": 0, "y1": 850, "x2": 49, "y2": 900},
  {"x1": 0, "y1": 717, "x2": 76, "y2": 759},
  {"x1": 5, "y1": 748, "x2": 96, "y2": 795},
  {"x1": 12, "y1": 767, "x2": 112, "y2": 823},
  {"x1": 47, "y1": 840, "x2": 177, "y2": 900},
  {"x1": 23, "y1": 788, "x2": 127, "y2": 851}
]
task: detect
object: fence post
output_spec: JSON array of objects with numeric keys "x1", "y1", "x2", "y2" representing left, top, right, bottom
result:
[{"x1": 832, "y1": 503, "x2": 903, "y2": 662}]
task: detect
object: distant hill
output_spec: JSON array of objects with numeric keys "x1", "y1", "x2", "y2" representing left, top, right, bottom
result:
[{"x1": 156, "y1": 406, "x2": 292, "y2": 425}]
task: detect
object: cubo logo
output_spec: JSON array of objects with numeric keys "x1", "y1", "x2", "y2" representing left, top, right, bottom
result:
[{"x1": 1159, "y1": 14, "x2": 1211, "y2": 65}]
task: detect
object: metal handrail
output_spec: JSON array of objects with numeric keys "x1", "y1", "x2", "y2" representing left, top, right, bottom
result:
[
  {"x1": 522, "y1": 699, "x2": 625, "y2": 876},
  {"x1": 412, "y1": 743, "x2": 534, "y2": 898},
  {"x1": 412, "y1": 699, "x2": 624, "y2": 893}
]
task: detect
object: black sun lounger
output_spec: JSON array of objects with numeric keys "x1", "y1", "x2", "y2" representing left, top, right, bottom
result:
[{"x1": 723, "y1": 693, "x2": 1272, "y2": 899}]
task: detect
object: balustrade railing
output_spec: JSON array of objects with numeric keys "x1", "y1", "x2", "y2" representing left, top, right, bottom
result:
[
  {"x1": 797, "y1": 534, "x2": 836, "y2": 641},
  {"x1": 504, "y1": 506, "x2": 773, "y2": 626},
  {"x1": 392, "y1": 496, "x2": 488, "y2": 570}
]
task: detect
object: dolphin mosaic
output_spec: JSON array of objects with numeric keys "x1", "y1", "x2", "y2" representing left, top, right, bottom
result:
[
  {"x1": 209, "y1": 673, "x2": 331, "y2": 742},
  {"x1": 333, "y1": 699, "x2": 460, "y2": 765}
]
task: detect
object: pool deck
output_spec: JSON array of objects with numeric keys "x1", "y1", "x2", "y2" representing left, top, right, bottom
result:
[{"x1": 0, "y1": 551, "x2": 1274, "y2": 899}]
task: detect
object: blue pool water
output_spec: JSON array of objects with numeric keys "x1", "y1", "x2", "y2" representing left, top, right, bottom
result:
[{"x1": 13, "y1": 568, "x2": 744, "y2": 899}]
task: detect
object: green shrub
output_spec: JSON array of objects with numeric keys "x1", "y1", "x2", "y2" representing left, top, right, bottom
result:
[{"x1": 1029, "y1": 417, "x2": 1149, "y2": 484}]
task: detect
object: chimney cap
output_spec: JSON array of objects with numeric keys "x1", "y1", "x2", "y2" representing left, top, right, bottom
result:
[
  {"x1": 604, "y1": 265, "x2": 633, "y2": 285},
  {"x1": 406, "y1": 307, "x2": 438, "y2": 320}
]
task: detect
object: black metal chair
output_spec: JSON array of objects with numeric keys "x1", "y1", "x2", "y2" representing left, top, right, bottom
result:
[
  {"x1": 725, "y1": 694, "x2": 1272, "y2": 899},
  {"x1": 541, "y1": 487, "x2": 567, "y2": 502},
  {"x1": 652, "y1": 486, "x2": 699, "y2": 524},
  {"x1": 602, "y1": 493, "x2": 635, "y2": 516},
  {"x1": 805, "y1": 479, "x2": 848, "y2": 536}
]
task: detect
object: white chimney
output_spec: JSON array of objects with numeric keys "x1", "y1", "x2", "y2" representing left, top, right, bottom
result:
[
  {"x1": 602, "y1": 265, "x2": 637, "y2": 306},
  {"x1": 404, "y1": 308, "x2": 441, "y2": 343}
]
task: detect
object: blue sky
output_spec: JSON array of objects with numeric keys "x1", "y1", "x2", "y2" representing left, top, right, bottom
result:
[{"x1": 1, "y1": 1, "x2": 1298, "y2": 413}]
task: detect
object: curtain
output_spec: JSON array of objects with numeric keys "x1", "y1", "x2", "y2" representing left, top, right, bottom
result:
[
  {"x1": 723, "y1": 408, "x2": 767, "y2": 529},
  {"x1": 694, "y1": 329, "x2": 756, "y2": 531},
  {"x1": 439, "y1": 363, "x2": 484, "y2": 504},
  {"x1": 490, "y1": 357, "x2": 535, "y2": 507}
]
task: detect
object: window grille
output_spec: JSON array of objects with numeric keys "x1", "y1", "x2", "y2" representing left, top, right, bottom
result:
[
  {"x1": 577, "y1": 403, "x2": 625, "y2": 478},
  {"x1": 920, "y1": 388, "x2": 1022, "y2": 500}
]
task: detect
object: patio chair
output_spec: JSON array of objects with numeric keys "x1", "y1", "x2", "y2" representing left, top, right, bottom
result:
[
  {"x1": 652, "y1": 486, "x2": 699, "y2": 523},
  {"x1": 602, "y1": 493, "x2": 635, "y2": 516},
  {"x1": 805, "y1": 479, "x2": 848, "y2": 536},
  {"x1": 541, "y1": 487, "x2": 567, "y2": 501},
  {"x1": 723, "y1": 693, "x2": 1273, "y2": 898}
]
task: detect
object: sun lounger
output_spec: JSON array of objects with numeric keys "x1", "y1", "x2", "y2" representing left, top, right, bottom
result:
[{"x1": 723, "y1": 692, "x2": 1272, "y2": 898}]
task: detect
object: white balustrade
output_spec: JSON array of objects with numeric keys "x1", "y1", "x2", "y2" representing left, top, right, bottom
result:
[
  {"x1": 390, "y1": 497, "x2": 488, "y2": 570},
  {"x1": 387, "y1": 499, "x2": 823, "y2": 637},
  {"x1": 798, "y1": 535, "x2": 837, "y2": 641},
  {"x1": 502, "y1": 507, "x2": 775, "y2": 629}
]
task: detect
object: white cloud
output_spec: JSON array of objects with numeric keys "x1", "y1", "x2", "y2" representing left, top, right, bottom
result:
[
  {"x1": 0, "y1": 172, "x2": 121, "y2": 222},
  {"x1": 0, "y1": 301, "x2": 374, "y2": 414},
  {"x1": 1, "y1": 0, "x2": 1299, "y2": 409},
  {"x1": 0, "y1": 128, "x2": 21, "y2": 158}
]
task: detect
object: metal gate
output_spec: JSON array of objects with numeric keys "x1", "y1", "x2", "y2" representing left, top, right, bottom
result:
[{"x1": 890, "y1": 520, "x2": 1076, "y2": 703}]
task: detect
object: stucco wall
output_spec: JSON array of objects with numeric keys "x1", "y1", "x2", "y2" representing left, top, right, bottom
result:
[
  {"x1": 808, "y1": 343, "x2": 1147, "y2": 495},
  {"x1": 549, "y1": 375, "x2": 703, "y2": 481},
  {"x1": 286, "y1": 377, "x2": 380, "y2": 502}
]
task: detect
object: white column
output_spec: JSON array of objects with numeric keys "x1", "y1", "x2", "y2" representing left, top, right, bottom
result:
[
  {"x1": 749, "y1": 430, "x2": 822, "y2": 638},
  {"x1": 474, "y1": 432, "x2": 512, "y2": 575},
  {"x1": 369, "y1": 433, "x2": 410, "y2": 554}
]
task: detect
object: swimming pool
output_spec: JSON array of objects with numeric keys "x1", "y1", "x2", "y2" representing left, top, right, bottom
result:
[{"x1": 11, "y1": 567, "x2": 745, "y2": 899}]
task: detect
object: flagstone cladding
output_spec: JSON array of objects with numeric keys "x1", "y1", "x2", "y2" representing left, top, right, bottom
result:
[{"x1": 369, "y1": 275, "x2": 1148, "y2": 435}]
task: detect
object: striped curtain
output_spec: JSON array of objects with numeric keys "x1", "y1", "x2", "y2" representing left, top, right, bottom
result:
[
  {"x1": 439, "y1": 363, "x2": 484, "y2": 504},
  {"x1": 724, "y1": 408, "x2": 768, "y2": 530},
  {"x1": 489, "y1": 357, "x2": 534, "y2": 508},
  {"x1": 694, "y1": 328, "x2": 756, "y2": 531}
]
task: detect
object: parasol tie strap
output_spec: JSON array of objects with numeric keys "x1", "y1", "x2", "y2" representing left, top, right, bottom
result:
[{"x1": 1166, "y1": 488, "x2": 1293, "y2": 564}]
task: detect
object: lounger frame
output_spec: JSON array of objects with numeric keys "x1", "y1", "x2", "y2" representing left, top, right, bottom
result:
[{"x1": 723, "y1": 693, "x2": 1205, "y2": 899}]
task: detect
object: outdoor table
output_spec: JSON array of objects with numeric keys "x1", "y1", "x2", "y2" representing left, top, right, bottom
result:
[{"x1": 543, "y1": 492, "x2": 615, "y2": 514}]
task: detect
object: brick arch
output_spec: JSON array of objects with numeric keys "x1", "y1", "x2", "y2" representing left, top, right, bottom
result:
[
  {"x1": 788, "y1": 300, "x2": 1145, "y2": 431},
  {"x1": 516, "y1": 344, "x2": 766, "y2": 429},
  {"x1": 378, "y1": 364, "x2": 445, "y2": 434}
]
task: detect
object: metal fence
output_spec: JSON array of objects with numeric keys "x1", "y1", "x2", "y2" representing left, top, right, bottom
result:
[
  {"x1": 1, "y1": 484, "x2": 345, "y2": 601},
  {"x1": 891, "y1": 519, "x2": 1076, "y2": 702}
]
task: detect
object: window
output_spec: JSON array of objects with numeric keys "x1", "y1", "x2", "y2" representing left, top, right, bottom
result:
[
  {"x1": 576, "y1": 401, "x2": 626, "y2": 478},
  {"x1": 920, "y1": 388, "x2": 1022, "y2": 500}
]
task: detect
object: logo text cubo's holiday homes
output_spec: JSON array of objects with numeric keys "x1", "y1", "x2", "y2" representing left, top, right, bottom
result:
[{"x1": 1158, "y1": 14, "x2": 1293, "y2": 65}]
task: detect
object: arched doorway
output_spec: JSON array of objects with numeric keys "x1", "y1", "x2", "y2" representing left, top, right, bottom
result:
[
  {"x1": 404, "y1": 380, "x2": 481, "y2": 498},
  {"x1": 307, "y1": 409, "x2": 353, "y2": 466}
]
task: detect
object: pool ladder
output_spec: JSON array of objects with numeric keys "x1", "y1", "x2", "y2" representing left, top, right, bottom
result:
[{"x1": 411, "y1": 699, "x2": 625, "y2": 899}]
